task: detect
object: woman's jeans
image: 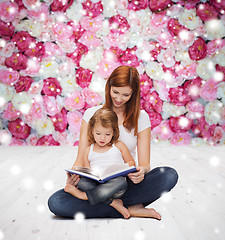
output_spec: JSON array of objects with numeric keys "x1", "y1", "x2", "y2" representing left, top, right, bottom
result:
[
  {"x1": 48, "y1": 166, "x2": 178, "y2": 218},
  {"x1": 77, "y1": 176, "x2": 127, "y2": 205}
]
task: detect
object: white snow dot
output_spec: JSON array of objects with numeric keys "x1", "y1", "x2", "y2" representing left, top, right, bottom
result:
[
  {"x1": 209, "y1": 156, "x2": 220, "y2": 167},
  {"x1": 10, "y1": 164, "x2": 21, "y2": 176},
  {"x1": 134, "y1": 230, "x2": 145, "y2": 240},
  {"x1": 43, "y1": 180, "x2": 54, "y2": 191},
  {"x1": 74, "y1": 212, "x2": 85, "y2": 222}
]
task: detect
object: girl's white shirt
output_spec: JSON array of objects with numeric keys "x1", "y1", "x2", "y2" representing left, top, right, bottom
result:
[{"x1": 83, "y1": 105, "x2": 151, "y2": 161}]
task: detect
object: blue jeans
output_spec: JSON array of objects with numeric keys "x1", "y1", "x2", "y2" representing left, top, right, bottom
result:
[
  {"x1": 48, "y1": 166, "x2": 178, "y2": 218},
  {"x1": 77, "y1": 176, "x2": 127, "y2": 205}
]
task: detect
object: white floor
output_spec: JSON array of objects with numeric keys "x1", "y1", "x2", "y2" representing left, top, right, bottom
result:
[{"x1": 0, "y1": 146, "x2": 224, "y2": 240}]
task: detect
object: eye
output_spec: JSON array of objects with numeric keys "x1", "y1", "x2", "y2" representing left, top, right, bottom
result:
[
  {"x1": 96, "y1": 132, "x2": 100, "y2": 135},
  {"x1": 106, "y1": 133, "x2": 111, "y2": 136},
  {"x1": 113, "y1": 91, "x2": 118, "y2": 94}
]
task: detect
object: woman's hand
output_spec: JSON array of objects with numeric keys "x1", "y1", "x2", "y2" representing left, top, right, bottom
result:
[
  {"x1": 66, "y1": 172, "x2": 80, "y2": 187},
  {"x1": 128, "y1": 166, "x2": 145, "y2": 184}
]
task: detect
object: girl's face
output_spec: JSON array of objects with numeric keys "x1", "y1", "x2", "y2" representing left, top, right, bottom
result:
[
  {"x1": 93, "y1": 123, "x2": 113, "y2": 147},
  {"x1": 110, "y1": 86, "x2": 133, "y2": 108}
]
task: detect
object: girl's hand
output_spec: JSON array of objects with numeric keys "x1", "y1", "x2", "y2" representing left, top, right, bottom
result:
[
  {"x1": 127, "y1": 166, "x2": 145, "y2": 184},
  {"x1": 66, "y1": 172, "x2": 80, "y2": 187}
]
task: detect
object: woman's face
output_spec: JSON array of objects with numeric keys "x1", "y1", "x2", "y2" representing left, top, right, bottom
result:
[{"x1": 110, "y1": 86, "x2": 133, "y2": 108}]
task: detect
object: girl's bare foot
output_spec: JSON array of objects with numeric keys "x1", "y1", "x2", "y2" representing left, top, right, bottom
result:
[
  {"x1": 128, "y1": 204, "x2": 161, "y2": 220},
  {"x1": 64, "y1": 184, "x2": 88, "y2": 200},
  {"x1": 110, "y1": 199, "x2": 130, "y2": 219}
]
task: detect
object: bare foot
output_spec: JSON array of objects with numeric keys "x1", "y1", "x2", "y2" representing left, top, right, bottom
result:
[
  {"x1": 110, "y1": 199, "x2": 130, "y2": 219},
  {"x1": 64, "y1": 184, "x2": 88, "y2": 200},
  {"x1": 128, "y1": 204, "x2": 161, "y2": 220}
]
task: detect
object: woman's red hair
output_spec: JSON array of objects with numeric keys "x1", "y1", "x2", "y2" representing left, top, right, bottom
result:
[{"x1": 103, "y1": 65, "x2": 140, "y2": 135}]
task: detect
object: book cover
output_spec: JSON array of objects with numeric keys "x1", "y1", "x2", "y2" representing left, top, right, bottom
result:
[{"x1": 65, "y1": 164, "x2": 137, "y2": 183}]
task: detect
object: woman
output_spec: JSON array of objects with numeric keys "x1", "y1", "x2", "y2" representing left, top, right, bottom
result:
[{"x1": 48, "y1": 65, "x2": 178, "y2": 219}]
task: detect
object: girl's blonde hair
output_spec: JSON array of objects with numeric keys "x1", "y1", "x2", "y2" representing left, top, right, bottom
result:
[
  {"x1": 103, "y1": 65, "x2": 140, "y2": 136},
  {"x1": 88, "y1": 108, "x2": 119, "y2": 146}
]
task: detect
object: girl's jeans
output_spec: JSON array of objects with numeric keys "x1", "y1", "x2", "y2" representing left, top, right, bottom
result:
[{"x1": 48, "y1": 166, "x2": 178, "y2": 218}]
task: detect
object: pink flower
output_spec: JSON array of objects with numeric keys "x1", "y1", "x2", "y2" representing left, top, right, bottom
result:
[
  {"x1": 157, "y1": 31, "x2": 175, "y2": 49},
  {"x1": 41, "y1": 77, "x2": 62, "y2": 98},
  {"x1": 5, "y1": 52, "x2": 28, "y2": 71},
  {"x1": 52, "y1": 23, "x2": 73, "y2": 42},
  {"x1": 169, "y1": 116, "x2": 193, "y2": 133},
  {"x1": 192, "y1": 117, "x2": 216, "y2": 140},
  {"x1": 157, "y1": 48, "x2": 175, "y2": 68},
  {"x1": 0, "y1": 42, "x2": 16, "y2": 57},
  {"x1": 209, "y1": 0, "x2": 225, "y2": 14},
  {"x1": 0, "y1": 20, "x2": 15, "y2": 40},
  {"x1": 0, "y1": 1, "x2": 18, "y2": 23},
  {"x1": 170, "y1": 132, "x2": 191, "y2": 146},
  {"x1": 2, "y1": 102, "x2": 21, "y2": 121},
  {"x1": 149, "y1": 0, "x2": 172, "y2": 12},
  {"x1": 66, "y1": 43, "x2": 88, "y2": 67},
  {"x1": 149, "y1": 41, "x2": 162, "y2": 61},
  {"x1": 36, "y1": 135, "x2": 60, "y2": 146},
  {"x1": 27, "y1": 2, "x2": 49, "y2": 21},
  {"x1": 68, "y1": 22, "x2": 85, "y2": 43},
  {"x1": 200, "y1": 78, "x2": 218, "y2": 101},
  {"x1": 51, "y1": 107, "x2": 68, "y2": 133},
  {"x1": 140, "y1": 73, "x2": 153, "y2": 97},
  {"x1": 82, "y1": 0, "x2": 103, "y2": 18},
  {"x1": 183, "y1": 77, "x2": 203, "y2": 100},
  {"x1": 76, "y1": 67, "x2": 93, "y2": 88},
  {"x1": 80, "y1": 15, "x2": 103, "y2": 33},
  {"x1": 50, "y1": 0, "x2": 74, "y2": 12},
  {"x1": 20, "y1": 58, "x2": 40, "y2": 77},
  {"x1": 188, "y1": 37, "x2": 207, "y2": 61},
  {"x1": 152, "y1": 120, "x2": 174, "y2": 140},
  {"x1": 175, "y1": 62, "x2": 197, "y2": 80},
  {"x1": 109, "y1": 14, "x2": 130, "y2": 35},
  {"x1": 43, "y1": 95, "x2": 61, "y2": 116},
  {"x1": 186, "y1": 101, "x2": 204, "y2": 119},
  {"x1": 147, "y1": 111, "x2": 163, "y2": 129},
  {"x1": 128, "y1": 0, "x2": 149, "y2": 11},
  {"x1": 143, "y1": 91, "x2": 163, "y2": 114},
  {"x1": 24, "y1": 101, "x2": 44, "y2": 125},
  {"x1": 10, "y1": 138, "x2": 27, "y2": 146},
  {"x1": 11, "y1": 31, "x2": 35, "y2": 52},
  {"x1": 207, "y1": 39, "x2": 225, "y2": 56},
  {"x1": 169, "y1": 86, "x2": 191, "y2": 106},
  {"x1": 150, "y1": 13, "x2": 169, "y2": 29},
  {"x1": 67, "y1": 110, "x2": 82, "y2": 133},
  {"x1": 24, "y1": 41, "x2": 45, "y2": 61},
  {"x1": 167, "y1": 18, "x2": 187, "y2": 37},
  {"x1": 8, "y1": 118, "x2": 31, "y2": 140},
  {"x1": 43, "y1": 42, "x2": 64, "y2": 59},
  {"x1": 26, "y1": 134, "x2": 38, "y2": 146},
  {"x1": 64, "y1": 91, "x2": 85, "y2": 111},
  {"x1": 14, "y1": 76, "x2": 34, "y2": 93},
  {"x1": 212, "y1": 126, "x2": 224, "y2": 143},
  {"x1": 196, "y1": 3, "x2": 218, "y2": 22},
  {"x1": 79, "y1": 31, "x2": 101, "y2": 50},
  {"x1": 83, "y1": 88, "x2": 103, "y2": 108},
  {"x1": 118, "y1": 47, "x2": 139, "y2": 67},
  {"x1": 0, "y1": 69, "x2": 19, "y2": 85}
]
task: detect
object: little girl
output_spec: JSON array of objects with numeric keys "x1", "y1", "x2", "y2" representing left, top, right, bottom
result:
[{"x1": 64, "y1": 108, "x2": 136, "y2": 219}]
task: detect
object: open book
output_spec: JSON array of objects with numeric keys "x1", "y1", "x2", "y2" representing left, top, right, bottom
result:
[{"x1": 65, "y1": 164, "x2": 137, "y2": 183}]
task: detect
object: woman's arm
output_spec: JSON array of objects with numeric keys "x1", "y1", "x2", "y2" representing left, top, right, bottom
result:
[
  {"x1": 115, "y1": 141, "x2": 136, "y2": 167},
  {"x1": 127, "y1": 127, "x2": 151, "y2": 184},
  {"x1": 72, "y1": 119, "x2": 89, "y2": 168}
]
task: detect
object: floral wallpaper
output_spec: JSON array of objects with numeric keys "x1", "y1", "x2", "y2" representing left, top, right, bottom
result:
[{"x1": 0, "y1": 0, "x2": 225, "y2": 146}]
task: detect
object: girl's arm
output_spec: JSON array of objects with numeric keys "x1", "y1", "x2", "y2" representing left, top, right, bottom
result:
[
  {"x1": 72, "y1": 120, "x2": 89, "y2": 168},
  {"x1": 115, "y1": 141, "x2": 136, "y2": 167}
]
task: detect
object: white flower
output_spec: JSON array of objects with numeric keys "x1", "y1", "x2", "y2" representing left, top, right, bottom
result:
[
  {"x1": 59, "y1": 75, "x2": 78, "y2": 96},
  {"x1": 157, "y1": 48, "x2": 176, "y2": 68},
  {"x1": 145, "y1": 61, "x2": 164, "y2": 81},
  {"x1": 66, "y1": 1, "x2": 84, "y2": 24},
  {"x1": 39, "y1": 58, "x2": 59, "y2": 78},
  {"x1": 217, "y1": 82, "x2": 225, "y2": 104},
  {"x1": 175, "y1": 49, "x2": 193, "y2": 65},
  {"x1": 162, "y1": 102, "x2": 187, "y2": 119},
  {"x1": 0, "y1": 42, "x2": 16, "y2": 57},
  {"x1": 96, "y1": 19, "x2": 110, "y2": 38},
  {"x1": 11, "y1": 92, "x2": 32, "y2": 115},
  {"x1": 35, "y1": 118, "x2": 54, "y2": 136},
  {"x1": 196, "y1": 58, "x2": 216, "y2": 80},
  {"x1": 214, "y1": 47, "x2": 225, "y2": 67},
  {"x1": 166, "y1": 4, "x2": 183, "y2": 18},
  {"x1": 80, "y1": 47, "x2": 103, "y2": 72},
  {"x1": 0, "y1": 130, "x2": 12, "y2": 146},
  {"x1": 0, "y1": 83, "x2": 15, "y2": 110},
  {"x1": 15, "y1": 19, "x2": 42, "y2": 38},
  {"x1": 102, "y1": 0, "x2": 117, "y2": 18},
  {"x1": 205, "y1": 19, "x2": 225, "y2": 40},
  {"x1": 204, "y1": 100, "x2": 224, "y2": 125},
  {"x1": 178, "y1": 8, "x2": 201, "y2": 30},
  {"x1": 57, "y1": 40, "x2": 77, "y2": 54},
  {"x1": 58, "y1": 58, "x2": 76, "y2": 77},
  {"x1": 89, "y1": 73, "x2": 106, "y2": 98}
]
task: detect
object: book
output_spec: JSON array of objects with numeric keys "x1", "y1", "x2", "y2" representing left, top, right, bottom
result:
[{"x1": 65, "y1": 164, "x2": 137, "y2": 183}]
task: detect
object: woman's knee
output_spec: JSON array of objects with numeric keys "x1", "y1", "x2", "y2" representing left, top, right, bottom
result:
[{"x1": 160, "y1": 167, "x2": 178, "y2": 190}]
